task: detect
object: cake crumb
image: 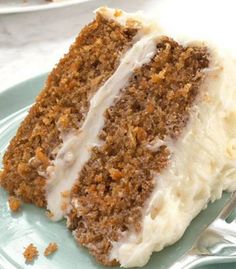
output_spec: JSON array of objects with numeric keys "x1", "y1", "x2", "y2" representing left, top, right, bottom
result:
[
  {"x1": 61, "y1": 191, "x2": 70, "y2": 198},
  {"x1": 35, "y1": 147, "x2": 49, "y2": 167},
  {"x1": 109, "y1": 168, "x2": 123, "y2": 180},
  {"x1": 23, "y1": 243, "x2": 38, "y2": 262},
  {"x1": 151, "y1": 69, "x2": 166, "y2": 83},
  {"x1": 44, "y1": 242, "x2": 58, "y2": 257},
  {"x1": 146, "y1": 102, "x2": 155, "y2": 113},
  {"x1": 61, "y1": 201, "x2": 68, "y2": 211},
  {"x1": 135, "y1": 127, "x2": 147, "y2": 142},
  {"x1": 0, "y1": 169, "x2": 3, "y2": 184},
  {"x1": 8, "y1": 196, "x2": 21, "y2": 212},
  {"x1": 45, "y1": 210, "x2": 54, "y2": 219},
  {"x1": 126, "y1": 18, "x2": 142, "y2": 28},
  {"x1": 114, "y1": 9, "x2": 122, "y2": 17}
]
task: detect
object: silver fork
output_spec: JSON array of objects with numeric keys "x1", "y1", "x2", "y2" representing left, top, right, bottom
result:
[{"x1": 169, "y1": 192, "x2": 236, "y2": 269}]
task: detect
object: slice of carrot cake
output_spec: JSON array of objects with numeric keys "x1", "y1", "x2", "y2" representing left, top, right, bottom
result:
[{"x1": 1, "y1": 7, "x2": 236, "y2": 268}]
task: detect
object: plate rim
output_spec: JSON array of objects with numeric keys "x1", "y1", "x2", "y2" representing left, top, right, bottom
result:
[
  {"x1": 0, "y1": 73, "x2": 47, "y2": 121},
  {"x1": 0, "y1": 0, "x2": 93, "y2": 14},
  {"x1": 0, "y1": 73, "x2": 47, "y2": 97}
]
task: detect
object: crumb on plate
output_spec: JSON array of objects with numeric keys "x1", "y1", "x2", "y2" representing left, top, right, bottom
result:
[
  {"x1": 0, "y1": 169, "x2": 3, "y2": 184},
  {"x1": 44, "y1": 242, "x2": 58, "y2": 257},
  {"x1": 23, "y1": 243, "x2": 38, "y2": 262},
  {"x1": 8, "y1": 196, "x2": 21, "y2": 212},
  {"x1": 45, "y1": 210, "x2": 54, "y2": 219}
]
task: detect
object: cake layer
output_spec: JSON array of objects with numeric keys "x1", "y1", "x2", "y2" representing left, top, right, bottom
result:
[
  {"x1": 67, "y1": 37, "x2": 209, "y2": 265},
  {"x1": 0, "y1": 12, "x2": 138, "y2": 207}
]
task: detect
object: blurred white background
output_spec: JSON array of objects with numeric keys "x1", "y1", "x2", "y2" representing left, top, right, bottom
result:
[{"x1": 1, "y1": 0, "x2": 236, "y2": 92}]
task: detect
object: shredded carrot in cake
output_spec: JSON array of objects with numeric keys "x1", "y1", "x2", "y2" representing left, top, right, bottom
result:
[
  {"x1": 114, "y1": 9, "x2": 122, "y2": 17},
  {"x1": 23, "y1": 243, "x2": 38, "y2": 262},
  {"x1": 8, "y1": 196, "x2": 21, "y2": 212},
  {"x1": 45, "y1": 210, "x2": 54, "y2": 219},
  {"x1": 44, "y1": 242, "x2": 58, "y2": 257}
]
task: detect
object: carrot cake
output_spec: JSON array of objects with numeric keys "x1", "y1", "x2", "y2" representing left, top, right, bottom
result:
[{"x1": 1, "y1": 7, "x2": 236, "y2": 267}]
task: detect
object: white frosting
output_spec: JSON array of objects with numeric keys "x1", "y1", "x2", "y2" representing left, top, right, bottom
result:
[
  {"x1": 96, "y1": 7, "x2": 148, "y2": 29},
  {"x1": 110, "y1": 47, "x2": 236, "y2": 267},
  {"x1": 95, "y1": 7, "x2": 158, "y2": 39},
  {"x1": 147, "y1": 0, "x2": 236, "y2": 58},
  {"x1": 45, "y1": 30, "x2": 159, "y2": 221}
]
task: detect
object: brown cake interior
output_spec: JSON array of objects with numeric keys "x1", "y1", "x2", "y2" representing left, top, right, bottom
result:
[
  {"x1": 0, "y1": 15, "x2": 137, "y2": 207},
  {"x1": 67, "y1": 37, "x2": 209, "y2": 265}
]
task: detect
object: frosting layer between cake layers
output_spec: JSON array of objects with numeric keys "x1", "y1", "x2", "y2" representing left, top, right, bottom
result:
[{"x1": 45, "y1": 8, "x2": 158, "y2": 221}]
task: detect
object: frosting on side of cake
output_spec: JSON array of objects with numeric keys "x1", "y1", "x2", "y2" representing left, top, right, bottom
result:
[
  {"x1": 96, "y1": 7, "x2": 152, "y2": 30},
  {"x1": 45, "y1": 16, "x2": 160, "y2": 220},
  {"x1": 110, "y1": 46, "x2": 236, "y2": 267}
]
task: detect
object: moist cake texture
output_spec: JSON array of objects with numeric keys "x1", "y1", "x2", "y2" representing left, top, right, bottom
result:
[{"x1": 1, "y1": 6, "x2": 236, "y2": 268}]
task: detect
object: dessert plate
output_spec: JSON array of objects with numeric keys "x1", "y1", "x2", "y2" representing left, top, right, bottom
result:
[
  {"x1": 0, "y1": 0, "x2": 92, "y2": 14},
  {"x1": 0, "y1": 74, "x2": 235, "y2": 269}
]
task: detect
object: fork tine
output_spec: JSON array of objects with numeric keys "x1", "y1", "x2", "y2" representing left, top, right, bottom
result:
[
  {"x1": 218, "y1": 192, "x2": 236, "y2": 220},
  {"x1": 168, "y1": 192, "x2": 236, "y2": 269}
]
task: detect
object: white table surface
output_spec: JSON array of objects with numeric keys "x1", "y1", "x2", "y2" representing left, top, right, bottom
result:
[
  {"x1": 1, "y1": 0, "x2": 234, "y2": 95},
  {"x1": 0, "y1": 0, "x2": 150, "y2": 93}
]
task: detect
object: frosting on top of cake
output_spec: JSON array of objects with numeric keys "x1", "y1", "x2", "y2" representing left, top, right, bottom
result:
[{"x1": 96, "y1": 7, "x2": 151, "y2": 30}]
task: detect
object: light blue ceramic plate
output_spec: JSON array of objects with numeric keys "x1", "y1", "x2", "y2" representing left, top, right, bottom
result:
[
  {"x1": 0, "y1": 74, "x2": 235, "y2": 269},
  {"x1": 0, "y1": 0, "x2": 93, "y2": 15}
]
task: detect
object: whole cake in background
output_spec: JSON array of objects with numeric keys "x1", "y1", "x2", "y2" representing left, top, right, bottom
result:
[{"x1": 1, "y1": 6, "x2": 236, "y2": 267}]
